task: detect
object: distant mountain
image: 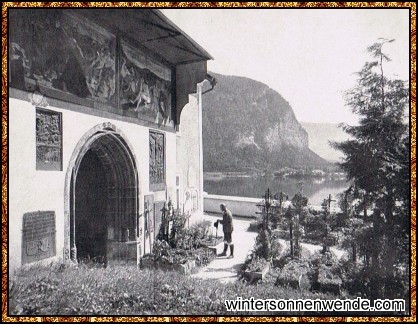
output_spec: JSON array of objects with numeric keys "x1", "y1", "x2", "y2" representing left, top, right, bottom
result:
[
  {"x1": 300, "y1": 122, "x2": 350, "y2": 162},
  {"x1": 202, "y1": 72, "x2": 329, "y2": 172}
]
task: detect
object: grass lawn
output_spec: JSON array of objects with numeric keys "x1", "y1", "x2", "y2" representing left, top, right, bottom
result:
[{"x1": 9, "y1": 262, "x2": 342, "y2": 316}]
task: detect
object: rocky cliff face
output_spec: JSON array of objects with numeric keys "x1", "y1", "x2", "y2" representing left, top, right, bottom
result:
[
  {"x1": 265, "y1": 112, "x2": 309, "y2": 151},
  {"x1": 202, "y1": 72, "x2": 327, "y2": 172},
  {"x1": 300, "y1": 122, "x2": 350, "y2": 162}
]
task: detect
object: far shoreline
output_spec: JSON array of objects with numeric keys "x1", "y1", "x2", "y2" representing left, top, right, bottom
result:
[
  {"x1": 204, "y1": 169, "x2": 346, "y2": 181},
  {"x1": 204, "y1": 171, "x2": 253, "y2": 180}
]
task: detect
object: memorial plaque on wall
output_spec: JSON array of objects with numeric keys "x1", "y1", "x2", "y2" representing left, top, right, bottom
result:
[
  {"x1": 149, "y1": 131, "x2": 165, "y2": 190},
  {"x1": 120, "y1": 40, "x2": 174, "y2": 127},
  {"x1": 36, "y1": 108, "x2": 62, "y2": 171},
  {"x1": 22, "y1": 211, "x2": 56, "y2": 264}
]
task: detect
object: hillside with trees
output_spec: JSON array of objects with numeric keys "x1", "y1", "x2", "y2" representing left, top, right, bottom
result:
[{"x1": 202, "y1": 72, "x2": 329, "y2": 172}]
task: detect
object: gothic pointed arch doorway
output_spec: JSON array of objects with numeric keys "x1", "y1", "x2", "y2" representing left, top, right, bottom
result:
[{"x1": 64, "y1": 123, "x2": 140, "y2": 266}]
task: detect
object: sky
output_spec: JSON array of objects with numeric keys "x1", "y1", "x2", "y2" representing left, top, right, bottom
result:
[{"x1": 160, "y1": 8, "x2": 410, "y2": 125}]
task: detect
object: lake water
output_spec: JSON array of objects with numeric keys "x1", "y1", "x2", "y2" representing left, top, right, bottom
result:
[{"x1": 204, "y1": 176, "x2": 349, "y2": 206}]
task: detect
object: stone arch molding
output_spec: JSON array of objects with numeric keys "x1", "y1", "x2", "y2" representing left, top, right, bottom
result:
[{"x1": 63, "y1": 122, "x2": 141, "y2": 262}]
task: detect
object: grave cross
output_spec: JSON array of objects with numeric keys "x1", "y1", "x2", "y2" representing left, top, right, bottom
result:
[
  {"x1": 326, "y1": 194, "x2": 336, "y2": 210},
  {"x1": 262, "y1": 188, "x2": 273, "y2": 230},
  {"x1": 322, "y1": 194, "x2": 336, "y2": 252},
  {"x1": 274, "y1": 191, "x2": 288, "y2": 214},
  {"x1": 272, "y1": 191, "x2": 287, "y2": 229},
  {"x1": 298, "y1": 181, "x2": 304, "y2": 194},
  {"x1": 323, "y1": 194, "x2": 336, "y2": 232},
  {"x1": 256, "y1": 188, "x2": 275, "y2": 231}
]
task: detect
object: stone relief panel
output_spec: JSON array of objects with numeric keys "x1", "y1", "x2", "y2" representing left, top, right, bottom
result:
[
  {"x1": 36, "y1": 108, "x2": 62, "y2": 171},
  {"x1": 149, "y1": 131, "x2": 165, "y2": 190},
  {"x1": 22, "y1": 211, "x2": 56, "y2": 264}
]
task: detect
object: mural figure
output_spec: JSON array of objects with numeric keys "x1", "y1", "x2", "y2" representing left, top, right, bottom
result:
[
  {"x1": 120, "y1": 41, "x2": 173, "y2": 127},
  {"x1": 9, "y1": 11, "x2": 175, "y2": 127},
  {"x1": 9, "y1": 11, "x2": 116, "y2": 104},
  {"x1": 61, "y1": 13, "x2": 116, "y2": 103},
  {"x1": 10, "y1": 42, "x2": 28, "y2": 89}
]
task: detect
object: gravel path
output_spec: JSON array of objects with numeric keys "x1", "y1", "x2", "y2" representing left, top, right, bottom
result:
[{"x1": 189, "y1": 213, "x2": 346, "y2": 283}]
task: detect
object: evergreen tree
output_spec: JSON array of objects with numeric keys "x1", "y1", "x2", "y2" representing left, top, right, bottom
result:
[{"x1": 332, "y1": 39, "x2": 409, "y2": 300}]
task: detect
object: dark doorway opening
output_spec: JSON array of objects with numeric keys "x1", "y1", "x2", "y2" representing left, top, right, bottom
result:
[
  {"x1": 74, "y1": 149, "x2": 108, "y2": 263},
  {"x1": 69, "y1": 131, "x2": 139, "y2": 266}
]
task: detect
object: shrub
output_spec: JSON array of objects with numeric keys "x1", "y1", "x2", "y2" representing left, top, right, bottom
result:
[
  {"x1": 247, "y1": 217, "x2": 262, "y2": 232},
  {"x1": 243, "y1": 255, "x2": 269, "y2": 272},
  {"x1": 170, "y1": 227, "x2": 194, "y2": 250},
  {"x1": 190, "y1": 220, "x2": 212, "y2": 239},
  {"x1": 308, "y1": 251, "x2": 344, "y2": 295},
  {"x1": 253, "y1": 229, "x2": 272, "y2": 260},
  {"x1": 275, "y1": 260, "x2": 310, "y2": 290},
  {"x1": 308, "y1": 251, "x2": 341, "y2": 270},
  {"x1": 170, "y1": 220, "x2": 216, "y2": 250}
]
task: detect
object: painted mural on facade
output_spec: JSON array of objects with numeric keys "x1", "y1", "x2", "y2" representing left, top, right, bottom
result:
[
  {"x1": 9, "y1": 11, "x2": 116, "y2": 105},
  {"x1": 60, "y1": 12, "x2": 116, "y2": 104},
  {"x1": 10, "y1": 10, "x2": 174, "y2": 129},
  {"x1": 120, "y1": 40, "x2": 173, "y2": 127}
]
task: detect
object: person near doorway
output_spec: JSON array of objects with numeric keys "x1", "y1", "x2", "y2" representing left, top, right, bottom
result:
[{"x1": 214, "y1": 203, "x2": 234, "y2": 258}]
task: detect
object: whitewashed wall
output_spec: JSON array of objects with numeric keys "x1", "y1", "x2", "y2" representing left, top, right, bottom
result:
[
  {"x1": 9, "y1": 94, "x2": 178, "y2": 270},
  {"x1": 176, "y1": 94, "x2": 202, "y2": 217}
]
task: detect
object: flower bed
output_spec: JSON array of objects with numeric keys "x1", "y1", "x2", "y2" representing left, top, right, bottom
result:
[
  {"x1": 275, "y1": 260, "x2": 310, "y2": 290},
  {"x1": 199, "y1": 237, "x2": 224, "y2": 255},
  {"x1": 193, "y1": 247, "x2": 216, "y2": 266},
  {"x1": 244, "y1": 261, "x2": 270, "y2": 281},
  {"x1": 242, "y1": 256, "x2": 271, "y2": 282},
  {"x1": 199, "y1": 236, "x2": 224, "y2": 248},
  {"x1": 140, "y1": 215, "x2": 218, "y2": 273},
  {"x1": 140, "y1": 257, "x2": 196, "y2": 275},
  {"x1": 140, "y1": 238, "x2": 216, "y2": 274},
  {"x1": 315, "y1": 265, "x2": 343, "y2": 295}
]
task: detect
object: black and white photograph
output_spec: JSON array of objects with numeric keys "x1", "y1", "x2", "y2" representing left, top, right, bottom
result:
[{"x1": 5, "y1": 3, "x2": 414, "y2": 319}]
